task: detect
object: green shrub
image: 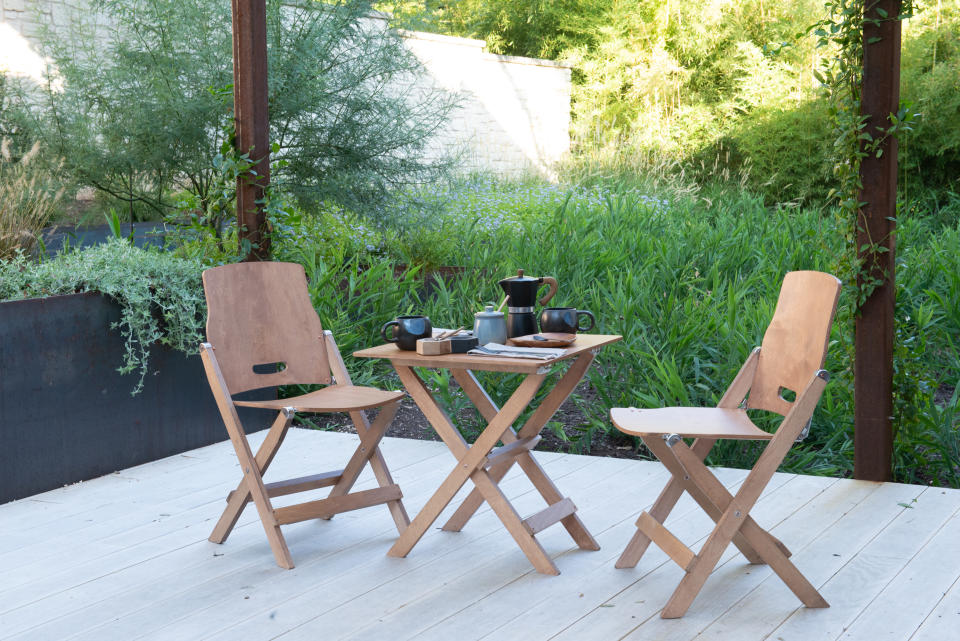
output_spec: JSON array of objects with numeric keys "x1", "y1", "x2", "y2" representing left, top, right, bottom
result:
[
  {"x1": 385, "y1": 0, "x2": 960, "y2": 206},
  {"x1": 900, "y1": 6, "x2": 960, "y2": 198},
  {"x1": 720, "y1": 98, "x2": 835, "y2": 205},
  {"x1": 278, "y1": 174, "x2": 959, "y2": 485}
]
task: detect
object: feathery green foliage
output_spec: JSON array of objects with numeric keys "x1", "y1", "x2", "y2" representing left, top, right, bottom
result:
[
  {"x1": 0, "y1": 141, "x2": 64, "y2": 259},
  {"x1": 11, "y1": 0, "x2": 455, "y2": 222}
]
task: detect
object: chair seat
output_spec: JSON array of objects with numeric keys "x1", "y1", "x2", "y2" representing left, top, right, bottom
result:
[
  {"x1": 610, "y1": 407, "x2": 774, "y2": 440},
  {"x1": 235, "y1": 385, "x2": 405, "y2": 413}
]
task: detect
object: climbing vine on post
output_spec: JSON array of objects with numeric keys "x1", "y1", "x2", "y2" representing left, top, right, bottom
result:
[
  {"x1": 811, "y1": 0, "x2": 916, "y2": 480},
  {"x1": 812, "y1": 0, "x2": 915, "y2": 299}
]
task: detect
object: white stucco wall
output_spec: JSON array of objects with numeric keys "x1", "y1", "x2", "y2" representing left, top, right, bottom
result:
[
  {"x1": 399, "y1": 29, "x2": 571, "y2": 178},
  {"x1": 0, "y1": 1, "x2": 571, "y2": 178}
]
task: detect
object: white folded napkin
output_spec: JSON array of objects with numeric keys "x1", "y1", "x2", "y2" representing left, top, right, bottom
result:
[{"x1": 468, "y1": 343, "x2": 567, "y2": 360}]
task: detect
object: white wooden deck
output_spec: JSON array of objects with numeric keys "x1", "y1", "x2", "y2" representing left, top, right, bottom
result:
[{"x1": 1, "y1": 429, "x2": 958, "y2": 641}]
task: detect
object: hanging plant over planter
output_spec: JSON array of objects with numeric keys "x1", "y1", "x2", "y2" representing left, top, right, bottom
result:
[{"x1": 0, "y1": 239, "x2": 206, "y2": 393}]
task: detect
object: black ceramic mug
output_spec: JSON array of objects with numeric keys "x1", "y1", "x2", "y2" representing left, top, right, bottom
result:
[
  {"x1": 381, "y1": 315, "x2": 432, "y2": 351},
  {"x1": 539, "y1": 307, "x2": 595, "y2": 334}
]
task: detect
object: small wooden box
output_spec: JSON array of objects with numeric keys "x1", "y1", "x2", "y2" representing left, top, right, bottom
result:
[{"x1": 416, "y1": 338, "x2": 452, "y2": 355}]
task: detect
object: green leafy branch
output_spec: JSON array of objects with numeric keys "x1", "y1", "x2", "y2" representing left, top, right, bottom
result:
[{"x1": 810, "y1": 0, "x2": 918, "y2": 308}]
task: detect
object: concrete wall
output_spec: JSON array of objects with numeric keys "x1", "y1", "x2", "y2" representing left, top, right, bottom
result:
[
  {"x1": 0, "y1": 1, "x2": 571, "y2": 178},
  {"x1": 398, "y1": 28, "x2": 571, "y2": 178}
]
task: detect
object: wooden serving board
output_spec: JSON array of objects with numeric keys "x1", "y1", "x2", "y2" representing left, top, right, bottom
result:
[{"x1": 508, "y1": 333, "x2": 576, "y2": 348}]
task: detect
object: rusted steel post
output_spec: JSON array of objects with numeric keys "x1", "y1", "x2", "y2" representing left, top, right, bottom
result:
[
  {"x1": 854, "y1": 0, "x2": 901, "y2": 481},
  {"x1": 231, "y1": 0, "x2": 271, "y2": 261}
]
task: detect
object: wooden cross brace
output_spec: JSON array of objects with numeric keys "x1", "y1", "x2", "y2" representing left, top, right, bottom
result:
[{"x1": 386, "y1": 352, "x2": 602, "y2": 575}]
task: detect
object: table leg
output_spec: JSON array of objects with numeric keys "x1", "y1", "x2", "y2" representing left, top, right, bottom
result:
[
  {"x1": 387, "y1": 366, "x2": 546, "y2": 559},
  {"x1": 443, "y1": 355, "x2": 600, "y2": 551},
  {"x1": 470, "y1": 467, "x2": 560, "y2": 575}
]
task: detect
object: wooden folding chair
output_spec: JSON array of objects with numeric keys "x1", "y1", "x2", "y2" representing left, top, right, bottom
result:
[
  {"x1": 610, "y1": 270, "x2": 841, "y2": 618},
  {"x1": 199, "y1": 262, "x2": 409, "y2": 569}
]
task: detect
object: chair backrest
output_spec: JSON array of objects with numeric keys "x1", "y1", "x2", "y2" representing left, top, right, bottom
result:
[
  {"x1": 202, "y1": 261, "x2": 331, "y2": 394},
  {"x1": 747, "y1": 271, "x2": 841, "y2": 416}
]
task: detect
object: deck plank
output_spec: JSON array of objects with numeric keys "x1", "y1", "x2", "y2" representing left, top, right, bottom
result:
[
  {"x1": 202, "y1": 454, "x2": 627, "y2": 641},
  {"x1": 1, "y1": 442, "x2": 461, "y2": 640},
  {"x1": 909, "y1": 547, "x2": 960, "y2": 641},
  {"x1": 129, "y1": 453, "x2": 591, "y2": 641},
  {"x1": 0, "y1": 432, "x2": 443, "y2": 611},
  {"x1": 5, "y1": 440, "x2": 556, "y2": 641},
  {"x1": 691, "y1": 480, "x2": 925, "y2": 641},
  {"x1": 274, "y1": 455, "x2": 654, "y2": 641},
  {"x1": 839, "y1": 501, "x2": 960, "y2": 641},
  {"x1": 32, "y1": 446, "x2": 580, "y2": 641},
  {"x1": 400, "y1": 465, "x2": 753, "y2": 641},
  {"x1": 618, "y1": 474, "x2": 841, "y2": 641},
  {"x1": 0, "y1": 430, "x2": 958, "y2": 641},
  {"x1": 728, "y1": 483, "x2": 946, "y2": 641}
]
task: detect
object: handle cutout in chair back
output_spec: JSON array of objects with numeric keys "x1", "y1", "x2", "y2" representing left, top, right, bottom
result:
[
  {"x1": 252, "y1": 362, "x2": 287, "y2": 374},
  {"x1": 778, "y1": 386, "x2": 797, "y2": 403},
  {"x1": 747, "y1": 271, "x2": 841, "y2": 416},
  {"x1": 202, "y1": 262, "x2": 332, "y2": 394}
]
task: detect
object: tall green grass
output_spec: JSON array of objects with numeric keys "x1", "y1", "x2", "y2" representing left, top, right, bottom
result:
[{"x1": 275, "y1": 176, "x2": 960, "y2": 485}]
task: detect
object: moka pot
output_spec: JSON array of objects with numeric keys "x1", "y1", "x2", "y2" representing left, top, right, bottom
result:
[{"x1": 497, "y1": 269, "x2": 559, "y2": 338}]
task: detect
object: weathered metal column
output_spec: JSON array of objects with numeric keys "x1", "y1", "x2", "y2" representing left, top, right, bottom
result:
[
  {"x1": 854, "y1": 0, "x2": 901, "y2": 481},
  {"x1": 231, "y1": 0, "x2": 271, "y2": 261}
]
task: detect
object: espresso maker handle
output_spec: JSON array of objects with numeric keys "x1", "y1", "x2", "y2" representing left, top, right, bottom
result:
[{"x1": 538, "y1": 276, "x2": 558, "y2": 306}]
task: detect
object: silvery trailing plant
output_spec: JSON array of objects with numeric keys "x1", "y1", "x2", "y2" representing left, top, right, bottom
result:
[{"x1": 11, "y1": 0, "x2": 457, "y2": 228}]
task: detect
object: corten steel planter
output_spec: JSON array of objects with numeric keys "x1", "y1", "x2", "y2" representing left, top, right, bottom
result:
[{"x1": 0, "y1": 292, "x2": 271, "y2": 504}]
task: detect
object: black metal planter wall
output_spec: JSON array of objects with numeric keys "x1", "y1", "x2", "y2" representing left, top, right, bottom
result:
[{"x1": 0, "y1": 293, "x2": 270, "y2": 504}]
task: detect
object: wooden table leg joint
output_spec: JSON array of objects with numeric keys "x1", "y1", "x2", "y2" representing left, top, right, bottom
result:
[{"x1": 366, "y1": 341, "x2": 621, "y2": 574}]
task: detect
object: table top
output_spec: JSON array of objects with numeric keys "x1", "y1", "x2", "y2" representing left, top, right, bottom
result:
[{"x1": 353, "y1": 334, "x2": 623, "y2": 374}]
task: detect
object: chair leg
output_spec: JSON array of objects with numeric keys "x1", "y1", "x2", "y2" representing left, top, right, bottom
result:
[
  {"x1": 666, "y1": 438, "x2": 792, "y2": 564},
  {"x1": 737, "y1": 523, "x2": 829, "y2": 609},
  {"x1": 323, "y1": 331, "x2": 409, "y2": 532},
  {"x1": 216, "y1": 407, "x2": 294, "y2": 569},
  {"x1": 347, "y1": 406, "x2": 410, "y2": 533},
  {"x1": 662, "y1": 503, "x2": 746, "y2": 618},
  {"x1": 644, "y1": 437, "x2": 767, "y2": 565},
  {"x1": 648, "y1": 438, "x2": 827, "y2": 617},
  {"x1": 210, "y1": 408, "x2": 294, "y2": 544},
  {"x1": 659, "y1": 487, "x2": 825, "y2": 619},
  {"x1": 616, "y1": 478, "x2": 686, "y2": 568},
  {"x1": 200, "y1": 344, "x2": 294, "y2": 569},
  {"x1": 616, "y1": 437, "x2": 720, "y2": 568},
  {"x1": 320, "y1": 400, "x2": 404, "y2": 523}
]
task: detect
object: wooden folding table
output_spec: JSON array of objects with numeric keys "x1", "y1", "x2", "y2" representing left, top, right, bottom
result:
[{"x1": 354, "y1": 334, "x2": 622, "y2": 575}]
